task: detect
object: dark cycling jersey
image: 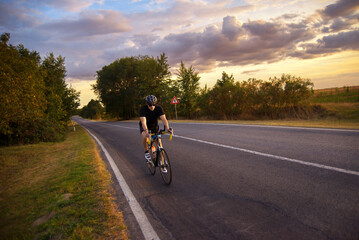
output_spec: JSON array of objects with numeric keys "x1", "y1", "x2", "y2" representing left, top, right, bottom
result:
[{"x1": 139, "y1": 105, "x2": 164, "y2": 132}]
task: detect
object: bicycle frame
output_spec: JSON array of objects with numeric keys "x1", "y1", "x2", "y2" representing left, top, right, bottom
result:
[
  {"x1": 146, "y1": 129, "x2": 173, "y2": 184},
  {"x1": 148, "y1": 131, "x2": 168, "y2": 162}
]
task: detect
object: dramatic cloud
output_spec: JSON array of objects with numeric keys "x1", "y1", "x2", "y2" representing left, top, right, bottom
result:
[
  {"x1": 34, "y1": 0, "x2": 103, "y2": 12},
  {"x1": 320, "y1": 30, "x2": 359, "y2": 49},
  {"x1": 38, "y1": 10, "x2": 132, "y2": 38},
  {"x1": 111, "y1": 0, "x2": 359, "y2": 74},
  {"x1": 294, "y1": 30, "x2": 359, "y2": 58},
  {"x1": 127, "y1": 0, "x2": 255, "y2": 34},
  {"x1": 322, "y1": 0, "x2": 359, "y2": 18},
  {"x1": 322, "y1": 16, "x2": 359, "y2": 33},
  {"x1": 241, "y1": 69, "x2": 265, "y2": 75},
  {"x1": 222, "y1": 16, "x2": 243, "y2": 41},
  {"x1": 0, "y1": 1, "x2": 39, "y2": 30},
  {"x1": 111, "y1": 14, "x2": 317, "y2": 71},
  {"x1": 2, "y1": 0, "x2": 358, "y2": 82}
]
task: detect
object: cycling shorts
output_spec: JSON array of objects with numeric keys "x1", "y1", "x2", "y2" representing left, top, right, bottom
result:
[{"x1": 139, "y1": 122, "x2": 159, "y2": 134}]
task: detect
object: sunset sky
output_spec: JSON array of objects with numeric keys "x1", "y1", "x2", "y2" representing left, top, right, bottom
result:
[{"x1": 1, "y1": 0, "x2": 358, "y2": 106}]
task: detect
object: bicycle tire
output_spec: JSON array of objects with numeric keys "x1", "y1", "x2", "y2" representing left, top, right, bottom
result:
[
  {"x1": 158, "y1": 149, "x2": 172, "y2": 185},
  {"x1": 147, "y1": 146, "x2": 156, "y2": 176}
]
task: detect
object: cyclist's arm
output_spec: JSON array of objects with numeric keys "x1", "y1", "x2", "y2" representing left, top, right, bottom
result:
[
  {"x1": 140, "y1": 117, "x2": 149, "y2": 136},
  {"x1": 160, "y1": 114, "x2": 171, "y2": 132}
]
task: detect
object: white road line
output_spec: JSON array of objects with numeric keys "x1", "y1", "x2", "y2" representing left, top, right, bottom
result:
[
  {"x1": 102, "y1": 122, "x2": 359, "y2": 177},
  {"x1": 174, "y1": 134, "x2": 359, "y2": 177},
  {"x1": 105, "y1": 124, "x2": 137, "y2": 130},
  {"x1": 174, "y1": 122, "x2": 359, "y2": 133},
  {"x1": 82, "y1": 126, "x2": 160, "y2": 240}
]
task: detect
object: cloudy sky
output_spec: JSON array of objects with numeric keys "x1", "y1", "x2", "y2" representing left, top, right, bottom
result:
[{"x1": 1, "y1": 0, "x2": 359, "y2": 106}]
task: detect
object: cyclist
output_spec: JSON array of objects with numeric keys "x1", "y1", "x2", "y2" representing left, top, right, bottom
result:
[{"x1": 139, "y1": 95, "x2": 173, "y2": 162}]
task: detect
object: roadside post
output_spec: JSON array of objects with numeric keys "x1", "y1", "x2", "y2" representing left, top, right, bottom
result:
[{"x1": 171, "y1": 96, "x2": 179, "y2": 120}]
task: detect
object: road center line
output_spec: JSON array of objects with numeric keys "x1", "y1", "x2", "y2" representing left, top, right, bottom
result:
[
  {"x1": 175, "y1": 122, "x2": 359, "y2": 133},
  {"x1": 175, "y1": 134, "x2": 359, "y2": 177},
  {"x1": 82, "y1": 125, "x2": 160, "y2": 240},
  {"x1": 103, "y1": 122, "x2": 359, "y2": 176}
]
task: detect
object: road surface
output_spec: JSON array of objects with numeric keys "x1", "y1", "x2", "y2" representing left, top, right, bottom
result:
[{"x1": 73, "y1": 116, "x2": 359, "y2": 240}]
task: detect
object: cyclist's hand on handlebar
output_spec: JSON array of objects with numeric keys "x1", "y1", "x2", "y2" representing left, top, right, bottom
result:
[{"x1": 167, "y1": 127, "x2": 173, "y2": 135}]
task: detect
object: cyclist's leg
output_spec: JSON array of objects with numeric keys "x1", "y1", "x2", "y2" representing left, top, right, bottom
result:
[
  {"x1": 140, "y1": 125, "x2": 152, "y2": 162},
  {"x1": 139, "y1": 124, "x2": 149, "y2": 152},
  {"x1": 141, "y1": 131, "x2": 149, "y2": 152}
]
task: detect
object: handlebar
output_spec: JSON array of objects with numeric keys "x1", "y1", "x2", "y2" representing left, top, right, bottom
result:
[
  {"x1": 160, "y1": 130, "x2": 173, "y2": 141},
  {"x1": 147, "y1": 128, "x2": 173, "y2": 143}
]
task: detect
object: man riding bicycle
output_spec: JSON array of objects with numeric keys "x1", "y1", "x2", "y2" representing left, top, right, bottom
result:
[{"x1": 139, "y1": 95, "x2": 173, "y2": 162}]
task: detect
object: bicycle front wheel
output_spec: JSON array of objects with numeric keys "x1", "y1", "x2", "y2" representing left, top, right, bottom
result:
[{"x1": 158, "y1": 149, "x2": 172, "y2": 185}]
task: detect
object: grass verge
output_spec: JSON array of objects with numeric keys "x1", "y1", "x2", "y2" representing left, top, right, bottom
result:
[{"x1": 0, "y1": 126, "x2": 128, "y2": 239}]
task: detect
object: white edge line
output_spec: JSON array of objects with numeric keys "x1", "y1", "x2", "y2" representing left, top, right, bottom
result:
[{"x1": 81, "y1": 125, "x2": 160, "y2": 240}]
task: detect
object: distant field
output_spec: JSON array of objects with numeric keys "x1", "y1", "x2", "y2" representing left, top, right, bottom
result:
[
  {"x1": 310, "y1": 86, "x2": 359, "y2": 122},
  {"x1": 312, "y1": 86, "x2": 359, "y2": 103}
]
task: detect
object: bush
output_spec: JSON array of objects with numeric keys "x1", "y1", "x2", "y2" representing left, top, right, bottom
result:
[
  {"x1": 0, "y1": 33, "x2": 79, "y2": 146},
  {"x1": 0, "y1": 119, "x2": 66, "y2": 145}
]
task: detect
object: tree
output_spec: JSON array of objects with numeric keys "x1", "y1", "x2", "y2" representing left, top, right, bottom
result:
[
  {"x1": 63, "y1": 86, "x2": 81, "y2": 120},
  {"x1": 93, "y1": 54, "x2": 172, "y2": 119},
  {"x1": 41, "y1": 53, "x2": 67, "y2": 124},
  {"x1": 196, "y1": 72, "x2": 314, "y2": 120},
  {"x1": 210, "y1": 72, "x2": 238, "y2": 119},
  {"x1": 0, "y1": 33, "x2": 80, "y2": 145},
  {"x1": 0, "y1": 33, "x2": 47, "y2": 144},
  {"x1": 80, "y1": 99, "x2": 104, "y2": 119},
  {"x1": 283, "y1": 74, "x2": 313, "y2": 108},
  {"x1": 176, "y1": 61, "x2": 200, "y2": 118}
]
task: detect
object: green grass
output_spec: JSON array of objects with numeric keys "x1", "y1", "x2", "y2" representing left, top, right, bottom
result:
[
  {"x1": 311, "y1": 86, "x2": 359, "y2": 103},
  {"x1": 319, "y1": 102, "x2": 359, "y2": 120},
  {"x1": 309, "y1": 86, "x2": 359, "y2": 123},
  {"x1": 0, "y1": 126, "x2": 128, "y2": 239}
]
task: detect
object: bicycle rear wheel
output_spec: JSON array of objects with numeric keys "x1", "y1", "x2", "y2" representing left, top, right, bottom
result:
[
  {"x1": 147, "y1": 147, "x2": 156, "y2": 176},
  {"x1": 158, "y1": 149, "x2": 172, "y2": 185}
]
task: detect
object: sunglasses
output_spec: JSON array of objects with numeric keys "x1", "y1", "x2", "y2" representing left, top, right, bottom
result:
[{"x1": 147, "y1": 103, "x2": 155, "y2": 107}]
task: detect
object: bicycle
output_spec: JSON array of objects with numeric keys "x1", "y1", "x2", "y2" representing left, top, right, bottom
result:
[{"x1": 146, "y1": 128, "x2": 173, "y2": 185}]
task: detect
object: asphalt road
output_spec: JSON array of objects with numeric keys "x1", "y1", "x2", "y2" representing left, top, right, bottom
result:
[{"x1": 73, "y1": 116, "x2": 359, "y2": 240}]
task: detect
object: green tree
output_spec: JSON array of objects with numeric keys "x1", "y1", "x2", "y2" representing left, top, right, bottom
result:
[
  {"x1": 63, "y1": 86, "x2": 81, "y2": 120},
  {"x1": 257, "y1": 77, "x2": 286, "y2": 118},
  {"x1": 0, "y1": 33, "x2": 80, "y2": 145},
  {"x1": 0, "y1": 33, "x2": 47, "y2": 144},
  {"x1": 80, "y1": 99, "x2": 104, "y2": 119},
  {"x1": 176, "y1": 61, "x2": 200, "y2": 118},
  {"x1": 283, "y1": 74, "x2": 313, "y2": 107},
  {"x1": 239, "y1": 78, "x2": 262, "y2": 117},
  {"x1": 93, "y1": 54, "x2": 172, "y2": 119},
  {"x1": 209, "y1": 72, "x2": 240, "y2": 119},
  {"x1": 41, "y1": 53, "x2": 67, "y2": 123},
  {"x1": 94, "y1": 57, "x2": 137, "y2": 119}
]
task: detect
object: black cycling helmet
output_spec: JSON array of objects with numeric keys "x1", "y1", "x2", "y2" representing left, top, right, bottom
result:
[{"x1": 145, "y1": 95, "x2": 157, "y2": 105}]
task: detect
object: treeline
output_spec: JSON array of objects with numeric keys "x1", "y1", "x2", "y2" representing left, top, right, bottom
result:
[
  {"x1": 92, "y1": 54, "x2": 315, "y2": 120},
  {"x1": 0, "y1": 33, "x2": 80, "y2": 145},
  {"x1": 200, "y1": 72, "x2": 314, "y2": 119}
]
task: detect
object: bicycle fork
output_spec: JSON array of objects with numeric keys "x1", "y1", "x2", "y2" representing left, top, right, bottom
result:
[{"x1": 156, "y1": 147, "x2": 164, "y2": 167}]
